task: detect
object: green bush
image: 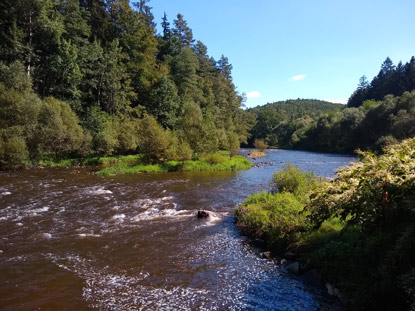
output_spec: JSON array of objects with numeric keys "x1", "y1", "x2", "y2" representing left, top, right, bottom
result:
[
  {"x1": 272, "y1": 163, "x2": 319, "y2": 200},
  {"x1": 236, "y1": 191, "x2": 306, "y2": 252},
  {"x1": 201, "y1": 153, "x2": 227, "y2": 164},
  {"x1": 139, "y1": 114, "x2": 170, "y2": 163},
  {"x1": 303, "y1": 138, "x2": 415, "y2": 310},
  {"x1": 254, "y1": 138, "x2": 269, "y2": 152},
  {"x1": 0, "y1": 135, "x2": 29, "y2": 169}
]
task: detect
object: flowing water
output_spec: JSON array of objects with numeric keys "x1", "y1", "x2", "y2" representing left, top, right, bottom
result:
[{"x1": 0, "y1": 149, "x2": 355, "y2": 311}]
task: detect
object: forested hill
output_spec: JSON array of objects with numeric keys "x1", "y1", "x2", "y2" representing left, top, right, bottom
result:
[
  {"x1": 247, "y1": 99, "x2": 344, "y2": 148},
  {"x1": 250, "y1": 99, "x2": 344, "y2": 119},
  {"x1": 0, "y1": 0, "x2": 255, "y2": 168},
  {"x1": 248, "y1": 56, "x2": 415, "y2": 154}
]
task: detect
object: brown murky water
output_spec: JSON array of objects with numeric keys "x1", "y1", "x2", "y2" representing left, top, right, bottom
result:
[{"x1": 0, "y1": 150, "x2": 355, "y2": 310}]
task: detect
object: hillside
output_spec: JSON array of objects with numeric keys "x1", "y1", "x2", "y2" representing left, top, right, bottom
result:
[{"x1": 247, "y1": 99, "x2": 344, "y2": 148}]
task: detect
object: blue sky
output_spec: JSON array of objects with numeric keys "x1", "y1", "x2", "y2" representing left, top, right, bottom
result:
[{"x1": 150, "y1": 0, "x2": 415, "y2": 108}]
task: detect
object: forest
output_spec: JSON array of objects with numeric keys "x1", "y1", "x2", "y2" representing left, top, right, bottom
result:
[
  {"x1": 0, "y1": 0, "x2": 255, "y2": 169},
  {"x1": 248, "y1": 57, "x2": 415, "y2": 154}
]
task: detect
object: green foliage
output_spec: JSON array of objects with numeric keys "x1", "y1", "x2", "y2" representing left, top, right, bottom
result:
[
  {"x1": 237, "y1": 148, "x2": 415, "y2": 309},
  {"x1": 253, "y1": 138, "x2": 268, "y2": 152},
  {"x1": 32, "y1": 97, "x2": 84, "y2": 158},
  {"x1": 227, "y1": 132, "x2": 240, "y2": 158},
  {"x1": 248, "y1": 99, "x2": 343, "y2": 150},
  {"x1": 235, "y1": 191, "x2": 306, "y2": 252},
  {"x1": 139, "y1": 114, "x2": 170, "y2": 163},
  {"x1": 303, "y1": 138, "x2": 415, "y2": 310},
  {"x1": 0, "y1": 134, "x2": 29, "y2": 169},
  {"x1": 348, "y1": 56, "x2": 415, "y2": 108},
  {"x1": 0, "y1": 61, "x2": 32, "y2": 92},
  {"x1": 0, "y1": 0, "x2": 254, "y2": 168},
  {"x1": 96, "y1": 154, "x2": 251, "y2": 176},
  {"x1": 201, "y1": 153, "x2": 227, "y2": 165},
  {"x1": 273, "y1": 163, "x2": 320, "y2": 200}
]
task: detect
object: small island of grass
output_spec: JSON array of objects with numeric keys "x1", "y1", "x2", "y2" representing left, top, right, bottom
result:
[
  {"x1": 247, "y1": 150, "x2": 266, "y2": 158},
  {"x1": 96, "y1": 152, "x2": 252, "y2": 176},
  {"x1": 247, "y1": 139, "x2": 269, "y2": 158}
]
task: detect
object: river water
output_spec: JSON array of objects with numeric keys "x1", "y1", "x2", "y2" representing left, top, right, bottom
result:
[{"x1": 0, "y1": 149, "x2": 355, "y2": 311}]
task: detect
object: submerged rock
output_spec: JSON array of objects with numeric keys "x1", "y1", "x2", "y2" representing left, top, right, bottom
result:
[
  {"x1": 197, "y1": 210, "x2": 209, "y2": 218},
  {"x1": 326, "y1": 282, "x2": 342, "y2": 300},
  {"x1": 286, "y1": 261, "x2": 301, "y2": 274}
]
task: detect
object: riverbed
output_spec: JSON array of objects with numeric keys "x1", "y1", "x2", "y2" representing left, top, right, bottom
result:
[{"x1": 0, "y1": 149, "x2": 355, "y2": 310}]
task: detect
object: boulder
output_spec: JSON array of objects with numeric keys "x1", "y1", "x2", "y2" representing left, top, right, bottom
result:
[
  {"x1": 286, "y1": 261, "x2": 301, "y2": 274},
  {"x1": 197, "y1": 211, "x2": 209, "y2": 218},
  {"x1": 261, "y1": 251, "x2": 272, "y2": 260}
]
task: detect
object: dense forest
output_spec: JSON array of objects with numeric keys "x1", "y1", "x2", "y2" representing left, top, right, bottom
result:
[
  {"x1": 247, "y1": 99, "x2": 343, "y2": 148},
  {"x1": 249, "y1": 57, "x2": 415, "y2": 154},
  {"x1": 0, "y1": 0, "x2": 255, "y2": 169}
]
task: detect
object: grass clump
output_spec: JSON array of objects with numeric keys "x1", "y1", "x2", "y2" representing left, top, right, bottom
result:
[
  {"x1": 236, "y1": 191, "x2": 306, "y2": 252},
  {"x1": 236, "y1": 164, "x2": 318, "y2": 252},
  {"x1": 272, "y1": 163, "x2": 320, "y2": 200}
]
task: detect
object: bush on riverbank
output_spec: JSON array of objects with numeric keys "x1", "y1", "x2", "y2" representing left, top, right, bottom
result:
[
  {"x1": 235, "y1": 164, "x2": 318, "y2": 252},
  {"x1": 236, "y1": 138, "x2": 415, "y2": 310}
]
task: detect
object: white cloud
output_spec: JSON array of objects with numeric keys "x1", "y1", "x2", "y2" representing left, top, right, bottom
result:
[
  {"x1": 292, "y1": 74, "x2": 306, "y2": 81},
  {"x1": 246, "y1": 91, "x2": 261, "y2": 98},
  {"x1": 325, "y1": 98, "x2": 347, "y2": 105}
]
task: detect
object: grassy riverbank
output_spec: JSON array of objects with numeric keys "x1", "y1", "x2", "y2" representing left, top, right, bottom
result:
[
  {"x1": 34, "y1": 152, "x2": 252, "y2": 175},
  {"x1": 96, "y1": 153, "x2": 252, "y2": 176},
  {"x1": 236, "y1": 138, "x2": 415, "y2": 311},
  {"x1": 36, "y1": 154, "x2": 142, "y2": 167}
]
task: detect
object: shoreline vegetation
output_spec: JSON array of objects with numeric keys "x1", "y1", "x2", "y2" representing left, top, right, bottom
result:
[
  {"x1": 31, "y1": 152, "x2": 252, "y2": 175},
  {"x1": 235, "y1": 138, "x2": 415, "y2": 311},
  {"x1": 96, "y1": 153, "x2": 252, "y2": 175}
]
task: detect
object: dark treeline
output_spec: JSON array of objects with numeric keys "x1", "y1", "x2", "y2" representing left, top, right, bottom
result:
[
  {"x1": 0, "y1": 0, "x2": 254, "y2": 168},
  {"x1": 348, "y1": 56, "x2": 415, "y2": 108},
  {"x1": 249, "y1": 57, "x2": 415, "y2": 154}
]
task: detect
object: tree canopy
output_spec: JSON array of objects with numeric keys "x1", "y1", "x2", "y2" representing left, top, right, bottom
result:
[{"x1": 0, "y1": 0, "x2": 254, "y2": 168}]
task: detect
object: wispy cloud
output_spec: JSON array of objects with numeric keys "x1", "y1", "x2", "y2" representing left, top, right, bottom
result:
[
  {"x1": 325, "y1": 98, "x2": 347, "y2": 105},
  {"x1": 246, "y1": 91, "x2": 261, "y2": 98},
  {"x1": 292, "y1": 74, "x2": 306, "y2": 81}
]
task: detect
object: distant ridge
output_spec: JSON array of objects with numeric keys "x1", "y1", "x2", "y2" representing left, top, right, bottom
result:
[{"x1": 248, "y1": 99, "x2": 343, "y2": 119}]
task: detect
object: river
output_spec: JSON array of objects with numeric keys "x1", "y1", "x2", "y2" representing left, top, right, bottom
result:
[{"x1": 0, "y1": 149, "x2": 355, "y2": 311}]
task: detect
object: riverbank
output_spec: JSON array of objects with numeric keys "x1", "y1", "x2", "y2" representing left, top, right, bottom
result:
[
  {"x1": 27, "y1": 152, "x2": 252, "y2": 175},
  {"x1": 96, "y1": 154, "x2": 252, "y2": 176},
  {"x1": 235, "y1": 138, "x2": 415, "y2": 311}
]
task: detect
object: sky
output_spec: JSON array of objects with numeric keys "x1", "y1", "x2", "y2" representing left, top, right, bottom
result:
[{"x1": 150, "y1": 0, "x2": 415, "y2": 108}]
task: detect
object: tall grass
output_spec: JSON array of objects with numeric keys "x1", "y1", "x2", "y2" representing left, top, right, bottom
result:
[{"x1": 96, "y1": 154, "x2": 251, "y2": 176}]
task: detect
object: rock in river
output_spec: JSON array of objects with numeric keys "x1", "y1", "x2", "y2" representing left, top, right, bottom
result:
[{"x1": 197, "y1": 210, "x2": 209, "y2": 218}]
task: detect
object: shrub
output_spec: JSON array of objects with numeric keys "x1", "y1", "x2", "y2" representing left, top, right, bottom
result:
[
  {"x1": 139, "y1": 114, "x2": 170, "y2": 163},
  {"x1": 0, "y1": 135, "x2": 29, "y2": 169},
  {"x1": 304, "y1": 138, "x2": 415, "y2": 310},
  {"x1": 201, "y1": 153, "x2": 227, "y2": 165},
  {"x1": 254, "y1": 138, "x2": 269, "y2": 152},
  {"x1": 236, "y1": 191, "x2": 306, "y2": 252},
  {"x1": 272, "y1": 163, "x2": 319, "y2": 200}
]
